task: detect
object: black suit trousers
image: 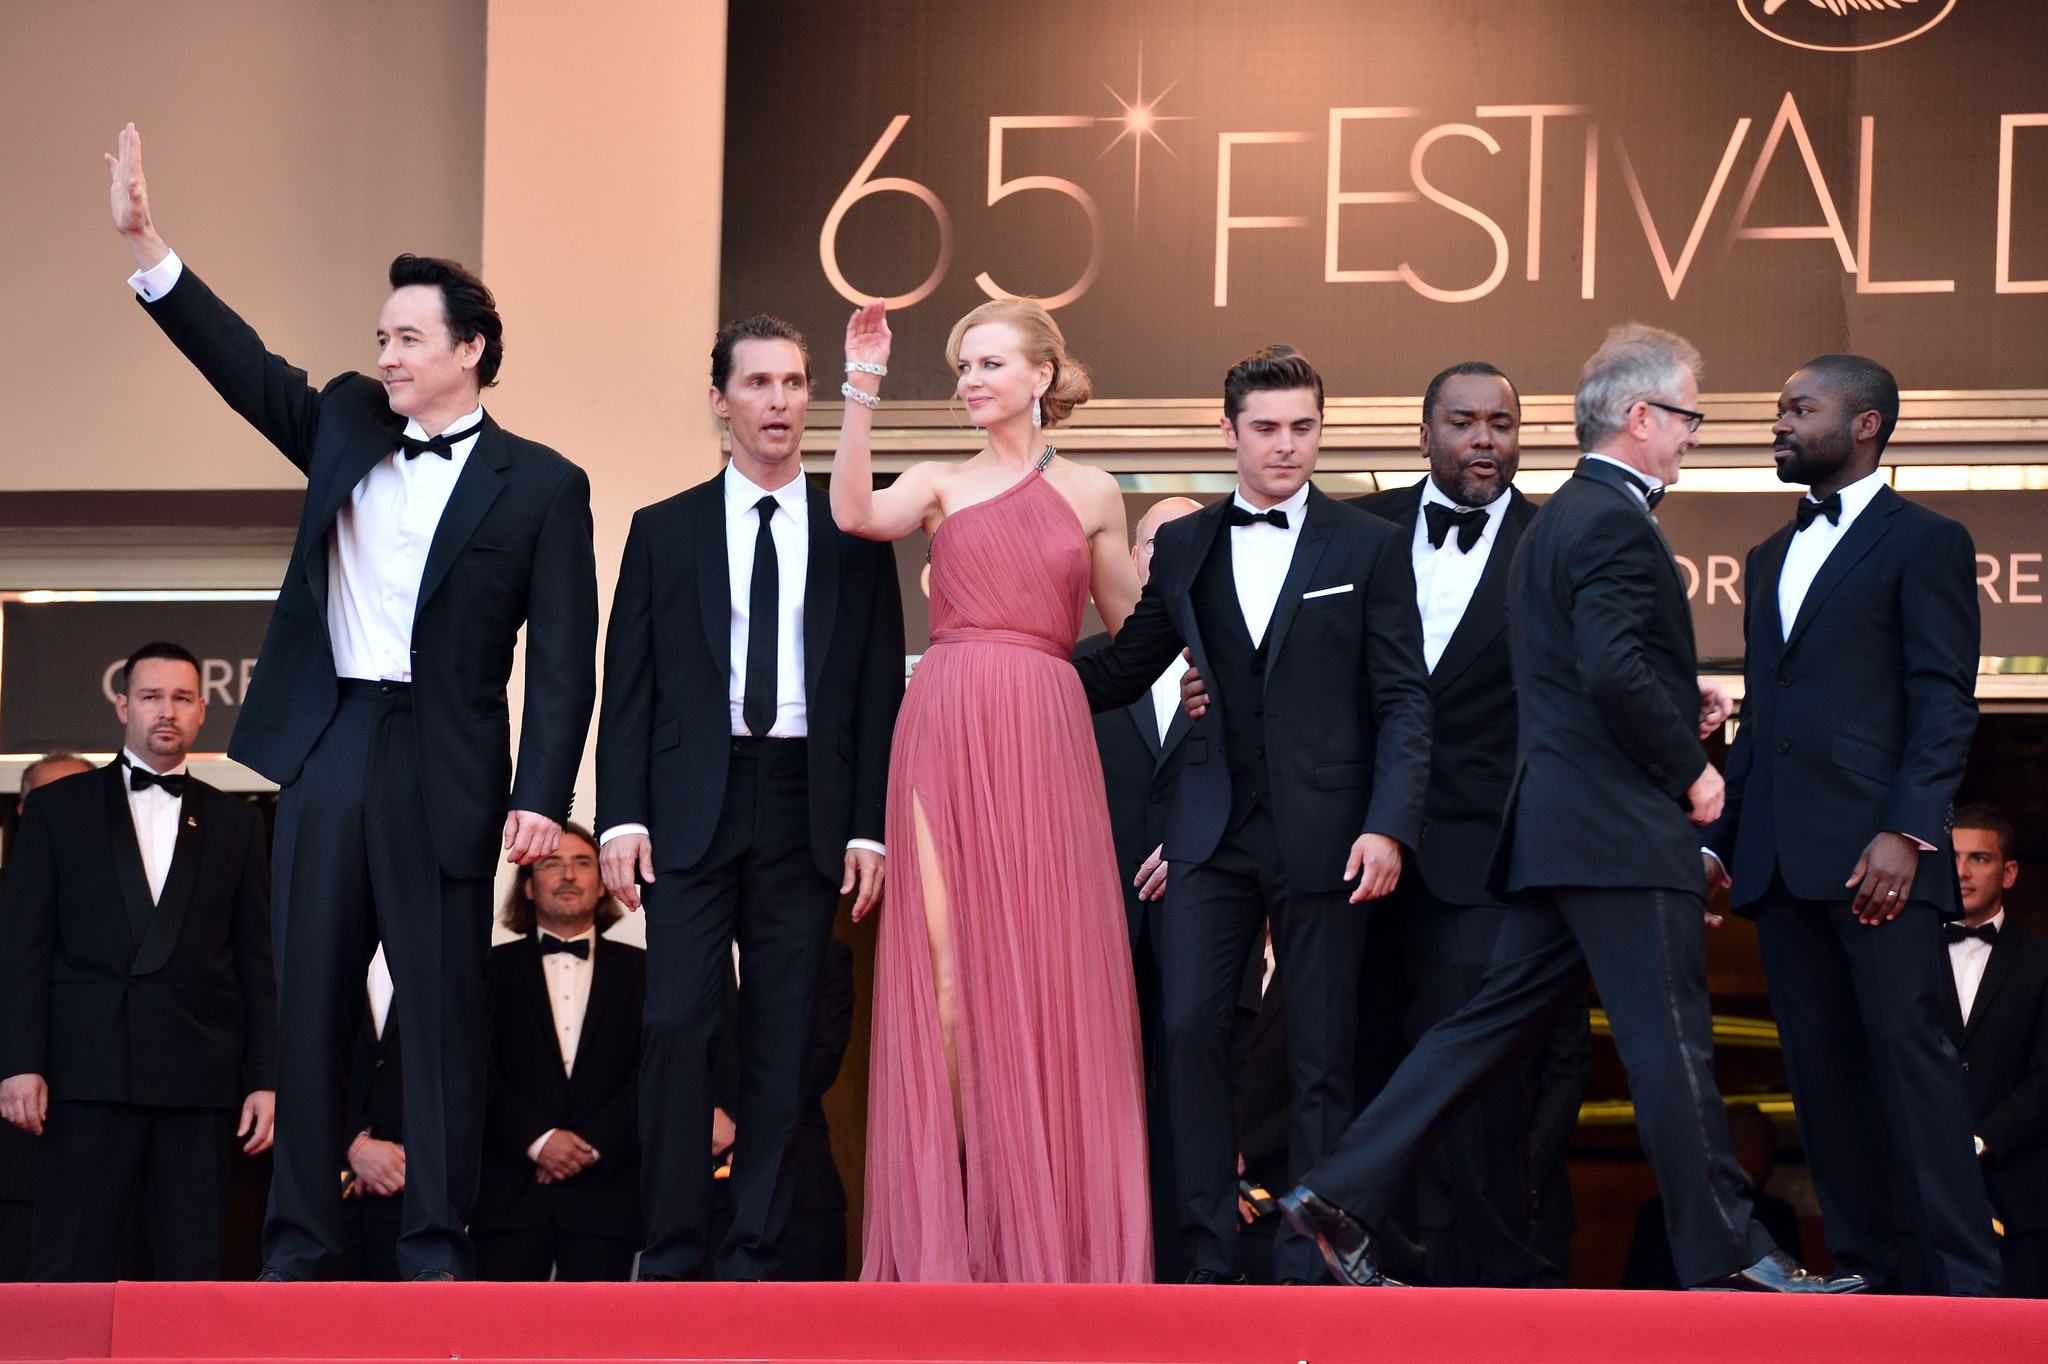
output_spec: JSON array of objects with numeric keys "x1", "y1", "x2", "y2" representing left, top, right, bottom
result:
[
  {"x1": 263, "y1": 685, "x2": 494, "y2": 1280},
  {"x1": 29, "y1": 1100, "x2": 235, "y2": 1281},
  {"x1": 1307, "y1": 885, "x2": 1777, "y2": 1286},
  {"x1": 639, "y1": 738, "x2": 838, "y2": 1280},
  {"x1": 1162, "y1": 806, "x2": 1365, "y2": 1282},
  {"x1": 474, "y1": 1224, "x2": 638, "y2": 1281},
  {"x1": 1750, "y1": 877, "x2": 2000, "y2": 1294}
]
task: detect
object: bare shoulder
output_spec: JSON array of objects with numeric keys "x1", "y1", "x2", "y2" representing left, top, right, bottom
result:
[{"x1": 1046, "y1": 458, "x2": 1124, "y2": 530}]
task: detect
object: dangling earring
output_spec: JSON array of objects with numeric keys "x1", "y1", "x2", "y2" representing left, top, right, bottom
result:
[{"x1": 1032, "y1": 394, "x2": 1043, "y2": 428}]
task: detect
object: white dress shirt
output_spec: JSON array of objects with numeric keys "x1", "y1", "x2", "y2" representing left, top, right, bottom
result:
[
  {"x1": 120, "y1": 747, "x2": 187, "y2": 903},
  {"x1": 527, "y1": 924, "x2": 600, "y2": 1162},
  {"x1": 1582, "y1": 452, "x2": 1665, "y2": 509},
  {"x1": 1411, "y1": 478, "x2": 1510, "y2": 673},
  {"x1": 1149, "y1": 654, "x2": 1191, "y2": 746},
  {"x1": 130, "y1": 250, "x2": 481, "y2": 683},
  {"x1": 1950, "y1": 910, "x2": 2004, "y2": 1027},
  {"x1": 1229, "y1": 483, "x2": 1312, "y2": 647},
  {"x1": 1777, "y1": 469, "x2": 1888, "y2": 639},
  {"x1": 367, "y1": 946, "x2": 394, "y2": 1040}
]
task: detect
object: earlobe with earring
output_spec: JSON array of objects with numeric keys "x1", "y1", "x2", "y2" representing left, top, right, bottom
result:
[{"x1": 1032, "y1": 394, "x2": 1043, "y2": 429}]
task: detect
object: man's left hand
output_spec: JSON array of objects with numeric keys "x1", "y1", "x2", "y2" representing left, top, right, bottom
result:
[
  {"x1": 1697, "y1": 678, "x2": 1735, "y2": 739},
  {"x1": 1179, "y1": 652, "x2": 1209, "y2": 719},
  {"x1": 844, "y1": 848, "x2": 885, "y2": 922},
  {"x1": 1847, "y1": 830, "x2": 1920, "y2": 924},
  {"x1": 503, "y1": 810, "x2": 562, "y2": 866},
  {"x1": 1344, "y1": 833, "x2": 1403, "y2": 904},
  {"x1": 239, "y1": 1089, "x2": 276, "y2": 1154}
]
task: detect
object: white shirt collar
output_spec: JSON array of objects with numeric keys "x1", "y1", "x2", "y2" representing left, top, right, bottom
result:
[
  {"x1": 1420, "y1": 475, "x2": 1509, "y2": 520},
  {"x1": 1231, "y1": 481, "x2": 1311, "y2": 523},
  {"x1": 1582, "y1": 451, "x2": 1664, "y2": 494},
  {"x1": 1799, "y1": 468, "x2": 1888, "y2": 526},
  {"x1": 725, "y1": 462, "x2": 808, "y2": 519},
  {"x1": 1966, "y1": 908, "x2": 2007, "y2": 937},
  {"x1": 538, "y1": 924, "x2": 598, "y2": 946},
  {"x1": 403, "y1": 405, "x2": 484, "y2": 443},
  {"x1": 121, "y1": 746, "x2": 189, "y2": 779}
]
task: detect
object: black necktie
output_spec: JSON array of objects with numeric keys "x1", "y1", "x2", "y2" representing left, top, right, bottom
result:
[
  {"x1": 1423, "y1": 501, "x2": 1486, "y2": 552},
  {"x1": 538, "y1": 935, "x2": 590, "y2": 959},
  {"x1": 1226, "y1": 504, "x2": 1289, "y2": 530},
  {"x1": 396, "y1": 427, "x2": 472, "y2": 460},
  {"x1": 743, "y1": 495, "x2": 780, "y2": 737},
  {"x1": 127, "y1": 763, "x2": 186, "y2": 798},
  {"x1": 1795, "y1": 492, "x2": 1843, "y2": 531},
  {"x1": 1942, "y1": 921, "x2": 1999, "y2": 946}
]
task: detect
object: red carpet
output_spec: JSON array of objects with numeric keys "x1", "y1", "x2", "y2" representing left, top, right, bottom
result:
[{"x1": 3, "y1": 1281, "x2": 2044, "y2": 1364}]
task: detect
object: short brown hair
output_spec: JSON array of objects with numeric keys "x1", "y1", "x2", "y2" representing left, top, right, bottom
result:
[
  {"x1": 712, "y1": 315, "x2": 811, "y2": 393},
  {"x1": 499, "y1": 823, "x2": 621, "y2": 936},
  {"x1": 1954, "y1": 804, "x2": 2017, "y2": 862},
  {"x1": 1224, "y1": 345, "x2": 1324, "y2": 425}
]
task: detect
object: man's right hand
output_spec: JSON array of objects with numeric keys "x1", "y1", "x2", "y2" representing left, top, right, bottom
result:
[
  {"x1": 534, "y1": 1129, "x2": 598, "y2": 1183},
  {"x1": 0, "y1": 1073, "x2": 48, "y2": 1136},
  {"x1": 1684, "y1": 762, "x2": 1725, "y2": 827},
  {"x1": 348, "y1": 1135, "x2": 406, "y2": 1198},
  {"x1": 1179, "y1": 651, "x2": 1209, "y2": 719},
  {"x1": 104, "y1": 123, "x2": 170, "y2": 273},
  {"x1": 600, "y1": 833, "x2": 656, "y2": 911}
]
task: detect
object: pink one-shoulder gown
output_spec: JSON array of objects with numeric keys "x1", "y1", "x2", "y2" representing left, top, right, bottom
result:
[{"x1": 861, "y1": 468, "x2": 1152, "y2": 1283}]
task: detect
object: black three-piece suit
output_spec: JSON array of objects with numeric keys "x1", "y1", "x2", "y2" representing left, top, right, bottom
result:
[
  {"x1": 1707, "y1": 483, "x2": 1999, "y2": 1294},
  {"x1": 597, "y1": 472, "x2": 900, "y2": 1280},
  {"x1": 0, "y1": 765, "x2": 276, "y2": 1280},
  {"x1": 1073, "y1": 486, "x2": 1433, "y2": 1282},
  {"x1": 137, "y1": 266, "x2": 599, "y2": 1280},
  {"x1": 1300, "y1": 458, "x2": 1780, "y2": 1287}
]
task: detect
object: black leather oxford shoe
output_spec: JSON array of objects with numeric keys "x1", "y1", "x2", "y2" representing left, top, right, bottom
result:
[
  {"x1": 1691, "y1": 1250, "x2": 1867, "y2": 1293},
  {"x1": 1277, "y1": 1186, "x2": 1403, "y2": 1287},
  {"x1": 1184, "y1": 1267, "x2": 1248, "y2": 1284}
]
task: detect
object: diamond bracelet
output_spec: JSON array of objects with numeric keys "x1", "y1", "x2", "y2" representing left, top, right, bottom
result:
[
  {"x1": 841, "y1": 382, "x2": 880, "y2": 411},
  {"x1": 844, "y1": 361, "x2": 888, "y2": 376}
]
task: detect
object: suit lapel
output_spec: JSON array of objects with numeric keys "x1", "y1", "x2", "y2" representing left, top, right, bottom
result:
[
  {"x1": 1171, "y1": 500, "x2": 1229, "y2": 683},
  {"x1": 1159, "y1": 690, "x2": 1195, "y2": 763},
  {"x1": 1785, "y1": 487, "x2": 1902, "y2": 653},
  {"x1": 1751, "y1": 526, "x2": 1794, "y2": 649},
  {"x1": 102, "y1": 767, "x2": 154, "y2": 948},
  {"x1": 698, "y1": 478, "x2": 733, "y2": 676},
  {"x1": 132, "y1": 786, "x2": 206, "y2": 977},
  {"x1": 417, "y1": 418, "x2": 511, "y2": 611},
  {"x1": 1430, "y1": 488, "x2": 1531, "y2": 693},
  {"x1": 804, "y1": 482, "x2": 839, "y2": 698},
  {"x1": 305, "y1": 406, "x2": 406, "y2": 610},
  {"x1": 1964, "y1": 933, "x2": 2022, "y2": 1044},
  {"x1": 1125, "y1": 696, "x2": 1162, "y2": 760},
  {"x1": 1260, "y1": 488, "x2": 1335, "y2": 675},
  {"x1": 571, "y1": 936, "x2": 621, "y2": 1083}
]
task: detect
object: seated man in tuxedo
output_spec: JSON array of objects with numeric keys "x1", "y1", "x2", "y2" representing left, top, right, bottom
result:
[
  {"x1": 474, "y1": 825, "x2": 645, "y2": 1281},
  {"x1": 340, "y1": 948, "x2": 404, "y2": 1281},
  {"x1": 0, "y1": 643, "x2": 276, "y2": 1280},
  {"x1": 1944, "y1": 805, "x2": 2048, "y2": 1297},
  {"x1": 0, "y1": 753, "x2": 94, "y2": 1282}
]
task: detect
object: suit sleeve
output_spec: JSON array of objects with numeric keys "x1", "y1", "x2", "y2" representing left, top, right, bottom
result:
[
  {"x1": 1071, "y1": 570, "x2": 1185, "y2": 712},
  {"x1": 1976, "y1": 952, "x2": 2048, "y2": 1160},
  {"x1": 137, "y1": 266, "x2": 327, "y2": 474},
  {"x1": 0, "y1": 802, "x2": 58, "y2": 1079},
  {"x1": 509, "y1": 463, "x2": 599, "y2": 824},
  {"x1": 231, "y1": 809, "x2": 278, "y2": 1093},
  {"x1": 1359, "y1": 525, "x2": 1432, "y2": 849},
  {"x1": 1570, "y1": 507, "x2": 1705, "y2": 800},
  {"x1": 850, "y1": 540, "x2": 907, "y2": 846},
  {"x1": 1883, "y1": 516, "x2": 1981, "y2": 843},
  {"x1": 1704, "y1": 545, "x2": 1765, "y2": 864},
  {"x1": 595, "y1": 511, "x2": 656, "y2": 834}
]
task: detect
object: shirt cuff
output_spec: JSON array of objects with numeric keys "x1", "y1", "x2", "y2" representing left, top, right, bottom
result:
[
  {"x1": 527, "y1": 1129, "x2": 556, "y2": 1162},
  {"x1": 129, "y1": 249, "x2": 184, "y2": 302},
  {"x1": 1897, "y1": 832, "x2": 1937, "y2": 853},
  {"x1": 1700, "y1": 848, "x2": 1726, "y2": 874},
  {"x1": 846, "y1": 839, "x2": 887, "y2": 857},
  {"x1": 599, "y1": 824, "x2": 649, "y2": 846}
]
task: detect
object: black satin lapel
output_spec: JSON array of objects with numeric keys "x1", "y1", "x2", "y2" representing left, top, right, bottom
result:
[
  {"x1": 1964, "y1": 937, "x2": 2022, "y2": 1044},
  {"x1": 1260, "y1": 491, "x2": 1335, "y2": 673},
  {"x1": 1173, "y1": 503, "x2": 1227, "y2": 685},
  {"x1": 699, "y1": 483, "x2": 732, "y2": 676},
  {"x1": 804, "y1": 485, "x2": 839, "y2": 697},
  {"x1": 1429, "y1": 492, "x2": 1527, "y2": 692},
  {"x1": 521, "y1": 937, "x2": 571, "y2": 1080},
  {"x1": 1785, "y1": 490, "x2": 1901, "y2": 653},
  {"x1": 102, "y1": 768, "x2": 154, "y2": 949},
  {"x1": 570, "y1": 937, "x2": 620, "y2": 1083},
  {"x1": 133, "y1": 788, "x2": 207, "y2": 977},
  {"x1": 1396, "y1": 482, "x2": 1425, "y2": 531},
  {"x1": 417, "y1": 421, "x2": 510, "y2": 610},
  {"x1": 1159, "y1": 692, "x2": 1196, "y2": 763},
  {"x1": 1127, "y1": 696, "x2": 1162, "y2": 760}
]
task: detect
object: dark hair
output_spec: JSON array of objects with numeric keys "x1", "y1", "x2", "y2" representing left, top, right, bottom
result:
[
  {"x1": 499, "y1": 823, "x2": 620, "y2": 936},
  {"x1": 119, "y1": 641, "x2": 201, "y2": 695},
  {"x1": 1954, "y1": 804, "x2": 2017, "y2": 862},
  {"x1": 1797, "y1": 353, "x2": 1900, "y2": 454},
  {"x1": 712, "y1": 315, "x2": 812, "y2": 394},
  {"x1": 1223, "y1": 345, "x2": 1325, "y2": 425},
  {"x1": 388, "y1": 254, "x2": 504, "y2": 388},
  {"x1": 1422, "y1": 361, "x2": 1521, "y2": 424}
]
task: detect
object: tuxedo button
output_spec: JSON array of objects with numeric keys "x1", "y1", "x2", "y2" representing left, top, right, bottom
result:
[
  {"x1": 1150, "y1": 794, "x2": 1162, "y2": 804},
  {"x1": 1776, "y1": 741, "x2": 1790, "y2": 754},
  {"x1": 1779, "y1": 675, "x2": 1792, "y2": 687}
]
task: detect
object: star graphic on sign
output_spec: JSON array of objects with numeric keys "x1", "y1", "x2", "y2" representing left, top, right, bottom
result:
[{"x1": 1101, "y1": 51, "x2": 1189, "y2": 227}]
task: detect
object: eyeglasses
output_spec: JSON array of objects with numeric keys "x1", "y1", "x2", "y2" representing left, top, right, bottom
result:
[{"x1": 1645, "y1": 401, "x2": 1705, "y2": 433}]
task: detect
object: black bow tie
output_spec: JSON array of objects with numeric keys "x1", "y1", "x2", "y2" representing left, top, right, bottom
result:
[
  {"x1": 538, "y1": 935, "x2": 590, "y2": 959},
  {"x1": 1795, "y1": 492, "x2": 1843, "y2": 531},
  {"x1": 1226, "y1": 504, "x2": 1289, "y2": 530},
  {"x1": 396, "y1": 427, "x2": 474, "y2": 460},
  {"x1": 126, "y1": 763, "x2": 186, "y2": 797},
  {"x1": 1943, "y1": 921, "x2": 1999, "y2": 946},
  {"x1": 1423, "y1": 501, "x2": 1487, "y2": 552}
]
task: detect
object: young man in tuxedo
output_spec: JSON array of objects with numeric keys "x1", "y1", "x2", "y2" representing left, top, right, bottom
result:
[
  {"x1": 1703, "y1": 355, "x2": 2000, "y2": 1297},
  {"x1": 1274, "y1": 325, "x2": 1857, "y2": 1293},
  {"x1": 1073, "y1": 494, "x2": 1201, "y2": 1283},
  {"x1": 596, "y1": 316, "x2": 902, "y2": 1281},
  {"x1": 0, "y1": 644, "x2": 276, "y2": 1280},
  {"x1": 106, "y1": 126, "x2": 598, "y2": 1282},
  {"x1": 1943, "y1": 806, "x2": 2048, "y2": 1296},
  {"x1": 474, "y1": 826, "x2": 645, "y2": 1281},
  {"x1": 1072, "y1": 346, "x2": 1433, "y2": 1284}
]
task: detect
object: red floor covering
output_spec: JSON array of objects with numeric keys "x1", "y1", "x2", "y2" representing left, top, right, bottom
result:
[{"x1": 3, "y1": 1281, "x2": 2045, "y2": 1364}]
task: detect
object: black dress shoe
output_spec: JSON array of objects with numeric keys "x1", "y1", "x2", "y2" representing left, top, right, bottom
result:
[
  {"x1": 254, "y1": 1268, "x2": 292, "y2": 1283},
  {"x1": 1184, "y1": 1268, "x2": 1248, "y2": 1284},
  {"x1": 1691, "y1": 1250, "x2": 1867, "y2": 1294},
  {"x1": 1277, "y1": 1186, "x2": 1403, "y2": 1287},
  {"x1": 1275, "y1": 1277, "x2": 1311, "y2": 1286},
  {"x1": 409, "y1": 1270, "x2": 458, "y2": 1282}
]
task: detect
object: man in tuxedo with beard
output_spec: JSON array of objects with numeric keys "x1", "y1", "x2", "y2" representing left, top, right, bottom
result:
[
  {"x1": 0, "y1": 644, "x2": 276, "y2": 1280},
  {"x1": 106, "y1": 126, "x2": 598, "y2": 1281},
  {"x1": 1704, "y1": 355, "x2": 1999, "y2": 1296},
  {"x1": 1072, "y1": 345, "x2": 1433, "y2": 1284}
]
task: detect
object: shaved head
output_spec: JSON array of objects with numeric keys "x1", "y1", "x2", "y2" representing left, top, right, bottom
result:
[{"x1": 1132, "y1": 496, "x2": 1201, "y2": 587}]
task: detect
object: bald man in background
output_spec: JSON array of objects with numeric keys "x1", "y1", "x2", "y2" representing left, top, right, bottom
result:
[{"x1": 1074, "y1": 495, "x2": 1202, "y2": 1282}]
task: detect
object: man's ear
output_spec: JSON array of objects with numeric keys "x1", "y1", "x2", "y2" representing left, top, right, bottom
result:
[
  {"x1": 456, "y1": 332, "x2": 485, "y2": 372},
  {"x1": 1853, "y1": 409, "x2": 1884, "y2": 446},
  {"x1": 1218, "y1": 414, "x2": 1239, "y2": 450},
  {"x1": 710, "y1": 384, "x2": 731, "y2": 422}
]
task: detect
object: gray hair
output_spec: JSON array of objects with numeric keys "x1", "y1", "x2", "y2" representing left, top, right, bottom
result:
[
  {"x1": 20, "y1": 750, "x2": 92, "y2": 795},
  {"x1": 1574, "y1": 323, "x2": 1703, "y2": 452}
]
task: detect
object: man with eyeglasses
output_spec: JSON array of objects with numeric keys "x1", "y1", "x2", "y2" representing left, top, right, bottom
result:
[{"x1": 1273, "y1": 324, "x2": 1863, "y2": 1293}]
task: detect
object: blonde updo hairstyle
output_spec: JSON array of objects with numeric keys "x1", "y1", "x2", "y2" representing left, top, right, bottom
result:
[{"x1": 944, "y1": 299, "x2": 1092, "y2": 429}]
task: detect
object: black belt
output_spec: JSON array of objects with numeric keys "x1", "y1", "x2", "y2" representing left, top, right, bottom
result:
[
  {"x1": 338, "y1": 678, "x2": 412, "y2": 700},
  {"x1": 730, "y1": 734, "x2": 806, "y2": 757}
]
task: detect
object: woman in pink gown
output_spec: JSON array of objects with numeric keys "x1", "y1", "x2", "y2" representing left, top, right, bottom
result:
[{"x1": 830, "y1": 297, "x2": 1152, "y2": 1282}]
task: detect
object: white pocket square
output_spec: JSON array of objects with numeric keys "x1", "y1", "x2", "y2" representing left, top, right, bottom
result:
[{"x1": 1302, "y1": 583, "x2": 1354, "y2": 600}]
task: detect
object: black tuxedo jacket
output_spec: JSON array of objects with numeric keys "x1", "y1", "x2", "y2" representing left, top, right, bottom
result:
[
  {"x1": 475, "y1": 933, "x2": 646, "y2": 1239},
  {"x1": 1704, "y1": 486, "x2": 1978, "y2": 913},
  {"x1": 138, "y1": 268, "x2": 598, "y2": 880},
  {"x1": 345, "y1": 1002, "x2": 403, "y2": 1148},
  {"x1": 0, "y1": 765, "x2": 276, "y2": 1107},
  {"x1": 1073, "y1": 631, "x2": 1195, "y2": 945},
  {"x1": 1493, "y1": 459, "x2": 1708, "y2": 896},
  {"x1": 1943, "y1": 920, "x2": 2048, "y2": 1232},
  {"x1": 1356, "y1": 481, "x2": 1537, "y2": 908},
  {"x1": 1073, "y1": 488, "x2": 1432, "y2": 894},
  {"x1": 596, "y1": 473, "x2": 904, "y2": 878}
]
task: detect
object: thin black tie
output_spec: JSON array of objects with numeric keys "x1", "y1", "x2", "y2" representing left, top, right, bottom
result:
[
  {"x1": 743, "y1": 495, "x2": 780, "y2": 738},
  {"x1": 1226, "y1": 504, "x2": 1289, "y2": 530},
  {"x1": 396, "y1": 427, "x2": 472, "y2": 460},
  {"x1": 538, "y1": 935, "x2": 590, "y2": 959},
  {"x1": 1942, "y1": 921, "x2": 1999, "y2": 946},
  {"x1": 1795, "y1": 492, "x2": 1844, "y2": 531},
  {"x1": 1424, "y1": 501, "x2": 1486, "y2": 552},
  {"x1": 126, "y1": 762, "x2": 186, "y2": 798}
]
